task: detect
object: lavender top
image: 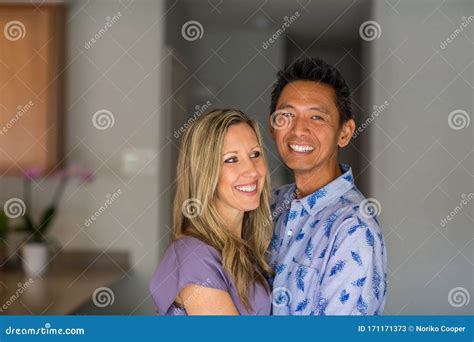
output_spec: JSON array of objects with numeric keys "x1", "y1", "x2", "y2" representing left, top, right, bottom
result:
[{"x1": 149, "y1": 235, "x2": 271, "y2": 315}]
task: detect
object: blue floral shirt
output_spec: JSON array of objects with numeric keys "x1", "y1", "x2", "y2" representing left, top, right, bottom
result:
[{"x1": 269, "y1": 164, "x2": 387, "y2": 315}]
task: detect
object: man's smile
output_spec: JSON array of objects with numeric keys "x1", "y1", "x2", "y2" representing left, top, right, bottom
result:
[{"x1": 288, "y1": 143, "x2": 315, "y2": 153}]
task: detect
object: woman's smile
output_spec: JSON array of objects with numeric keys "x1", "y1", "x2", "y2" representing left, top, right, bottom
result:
[{"x1": 234, "y1": 181, "x2": 258, "y2": 196}]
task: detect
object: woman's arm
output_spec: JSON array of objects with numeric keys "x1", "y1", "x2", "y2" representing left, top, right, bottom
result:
[{"x1": 177, "y1": 285, "x2": 239, "y2": 315}]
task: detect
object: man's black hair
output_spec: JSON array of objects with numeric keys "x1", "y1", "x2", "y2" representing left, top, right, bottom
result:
[{"x1": 270, "y1": 57, "x2": 354, "y2": 124}]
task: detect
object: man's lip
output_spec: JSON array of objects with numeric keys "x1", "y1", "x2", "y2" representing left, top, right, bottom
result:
[
  {"x1": 287, "y1": 142, "x2": 315, "y2": 147},
  {"x1": 287, "y1": 144, "x2": 315, "y2": 153}
]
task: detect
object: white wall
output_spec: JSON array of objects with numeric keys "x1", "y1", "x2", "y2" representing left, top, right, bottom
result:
[
  {"x1": 370, "y1": 0, "x2": 473, "y2": 314},
  {"x1": 64, "y1": 0, "x2": 168, "y2": 314},
  {"x1": 172, "y1": 26, "x2": 288, "y2": 185},
  {"x1": 0, "y1": 0, "x2": 168, "y2": 314}
]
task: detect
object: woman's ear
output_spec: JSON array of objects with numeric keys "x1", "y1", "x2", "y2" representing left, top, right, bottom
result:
[{"x1": 338, "y1": 119, "x2": 356, "y2": 148}]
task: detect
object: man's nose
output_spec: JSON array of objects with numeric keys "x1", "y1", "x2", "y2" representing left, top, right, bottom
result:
[{"x1": 291, "y1": 116, "x2": 309, "y2": 136}]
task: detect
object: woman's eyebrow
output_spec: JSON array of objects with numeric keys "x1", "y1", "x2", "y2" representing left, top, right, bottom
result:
[{"x1": 223, "y1": 145, "x2": 261, "y2": 155}]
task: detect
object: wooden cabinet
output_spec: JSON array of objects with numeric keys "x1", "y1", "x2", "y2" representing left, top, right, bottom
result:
[{"x1": 0, "y1": 4, "x2": 65, "y2": 175}]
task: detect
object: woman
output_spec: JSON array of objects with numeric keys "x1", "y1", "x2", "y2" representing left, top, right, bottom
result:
[{"x1": 150, "y1": 109, "x2": 274, "y2": 315}]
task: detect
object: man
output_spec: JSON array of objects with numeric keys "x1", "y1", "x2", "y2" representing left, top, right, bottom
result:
[{"x1": 268, "y1": 57, "x2": 387, "y2": 315}]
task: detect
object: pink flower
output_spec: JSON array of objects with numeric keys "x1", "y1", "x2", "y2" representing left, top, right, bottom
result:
[
  {"x1": 80, "y1": 171, "x2": 95, "y2": 183},
  {"x1": 53, "y1": 165, "x2": 95, "y2": 183},
  {"x1": 23, "y1": 167, "x2": 44, "y2": 180}
]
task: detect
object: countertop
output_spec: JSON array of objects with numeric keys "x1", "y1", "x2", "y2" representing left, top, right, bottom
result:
[{"x1": 0, "y1": 250, "x2": 128, "y2": 315}]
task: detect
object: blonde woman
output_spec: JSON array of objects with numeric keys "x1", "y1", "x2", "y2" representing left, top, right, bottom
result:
[{"x1": 150, "y1": 109, "x2": 274, "y2": 315}]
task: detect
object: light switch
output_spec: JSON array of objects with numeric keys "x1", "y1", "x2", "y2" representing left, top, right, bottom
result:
[{"x1": 121, "y1": 148, "x2": 157, "y2": 177}]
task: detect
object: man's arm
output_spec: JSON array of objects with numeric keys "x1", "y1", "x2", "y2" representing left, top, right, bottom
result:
[{"x1": 313, "y1": 216, "x2": 387, "y2": 315}]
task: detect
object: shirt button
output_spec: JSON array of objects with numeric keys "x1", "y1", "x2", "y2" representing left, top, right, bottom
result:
[{"x1": 287, "y1": 230, "x2": 293, "y2": 237}]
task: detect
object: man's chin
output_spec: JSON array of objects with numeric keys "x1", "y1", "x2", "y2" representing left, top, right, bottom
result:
[{"x1": 285, "y1": 162, "x2": 320, "y2": 174}]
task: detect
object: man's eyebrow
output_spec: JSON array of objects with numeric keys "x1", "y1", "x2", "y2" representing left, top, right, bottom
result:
[
  {"x1": 277, "y1": 103, "x2": 329, "y2": 114},
  {"x1": 223, "y1": 145, "x2": 261, "y2": 155},
  {"x1": 309, "y1": 106, "x2": 329, "y2": 114},
  {"x1": 276, "y1": 103, "x2": 295, "y2": 110}
]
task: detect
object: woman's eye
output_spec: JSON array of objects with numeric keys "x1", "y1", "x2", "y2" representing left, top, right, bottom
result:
[
  {"x1": 224, "y1": 157, "x2": 238, "y2": 163},
  {"x1": 251, "y1": 151, "x2": 261, "y2": 158},
  {"x1": 282, "y1": 112, "x2": 293, "y2": 118}
]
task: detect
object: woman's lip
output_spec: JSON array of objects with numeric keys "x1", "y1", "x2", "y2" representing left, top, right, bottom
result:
[
  {"x1": 235, "y1": 187, "x2": 258, "y2": 196},
  {"x1": 234, "y1": 182, "x2": 258, "y2": 195},
  {"x1": 234, "y1": 181, "x2": 257, "y2": 187}
]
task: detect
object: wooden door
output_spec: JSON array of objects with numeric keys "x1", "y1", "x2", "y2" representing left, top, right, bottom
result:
[{"x1": 0, "y1": 4, "x2": 65, "y2": 175}]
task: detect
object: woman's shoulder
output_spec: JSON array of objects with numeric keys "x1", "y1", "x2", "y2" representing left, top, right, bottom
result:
[
  {"x1": 150, "y1": 235, "x2": 228, "y2": 315},
  {"x1": 151, "y1": 235, "x2": 230, "y2": 296},
  {"x1": 169, "y1": 235, "x2": 221, "y2": 263}
]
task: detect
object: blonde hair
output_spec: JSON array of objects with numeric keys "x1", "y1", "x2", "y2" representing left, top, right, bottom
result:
[{"x1": 173, "y1": 109, "x2": 274, "y2": 312}]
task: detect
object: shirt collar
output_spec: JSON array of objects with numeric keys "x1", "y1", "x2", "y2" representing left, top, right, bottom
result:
[{"x1": 288, "y1": 163, "x2": 355, "y2": 214}]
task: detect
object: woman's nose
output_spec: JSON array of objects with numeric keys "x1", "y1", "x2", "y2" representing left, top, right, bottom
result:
[{"x1": 241, "y1": 157, "x2": 258, "y2": 178}]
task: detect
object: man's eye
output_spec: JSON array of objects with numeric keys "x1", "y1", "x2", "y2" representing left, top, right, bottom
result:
[
  {"x1": 282, "y1": 112, "x2": 293, "y2": 118},
  {"x1": 251, "y1": 151, "x2": 261, "y2": 158},
  {"x1": 224, "y1": 157, "x2": 237, "y2": 163},
  {"x1": 312, "y1": 115, "x2": 324, "y2": 121}
]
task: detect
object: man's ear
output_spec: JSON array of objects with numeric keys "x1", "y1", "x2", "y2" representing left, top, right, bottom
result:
[{"x1": 338, "y1": 119, "x2": 356, "y2": 148}]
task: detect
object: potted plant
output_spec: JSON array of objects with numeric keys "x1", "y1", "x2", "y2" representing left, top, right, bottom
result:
[
  {"x1": 0, "y1": 209, "x2": 9, "y2": 270},
  {"x1": 18, "y1": 166, "x2": 94, "y2": 277}
]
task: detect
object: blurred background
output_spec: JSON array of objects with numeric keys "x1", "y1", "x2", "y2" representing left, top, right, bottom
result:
[{"x1": 0, "y1": 0, "x2": 472, "y2": 315}]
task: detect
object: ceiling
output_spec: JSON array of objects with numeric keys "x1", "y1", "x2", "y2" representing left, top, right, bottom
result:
[{"x1": 177, "y1": 0, "x2": 371, "y2": 45}]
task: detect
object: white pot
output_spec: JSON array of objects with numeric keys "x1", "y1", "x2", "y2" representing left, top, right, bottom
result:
[
  {"x1": 6, "y1": 231, "x2": 28, "y2": 265},
  {"x1": 22, "y1": 243, "x2": 49, "y2": 277}
]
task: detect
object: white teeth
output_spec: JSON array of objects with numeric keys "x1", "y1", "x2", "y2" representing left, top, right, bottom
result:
[
  {"x1": 289, "y1": 144, "x2": 314, "y2": 152},
  {"x1": 235, "y1": 184, "x2": 257, "y2": 192}
]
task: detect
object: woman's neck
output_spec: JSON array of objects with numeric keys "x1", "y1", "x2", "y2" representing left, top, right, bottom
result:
[{"x1": 216, "y1": 204, "x2": 244, "y2": 238}]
